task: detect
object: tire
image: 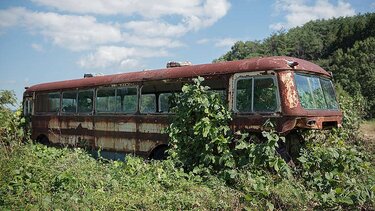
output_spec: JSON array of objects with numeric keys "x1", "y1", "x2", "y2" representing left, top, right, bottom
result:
[{"x1": 150, "y1": 146, "x2": 168, "y2": 160}]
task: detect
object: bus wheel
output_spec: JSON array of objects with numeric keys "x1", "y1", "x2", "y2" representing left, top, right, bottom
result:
[
  {"x1": 276, "y1": 140, "x2": 294, "y2": 166},
  {"x1": 36, "y1": 135, "x2": 50, "y2": 145},
  {"x1": 285, "y1": 132, "x2": 305, "y2": 163},
  {"x1": 150, "y1": 145, "x2": 168, "y2": 160}
]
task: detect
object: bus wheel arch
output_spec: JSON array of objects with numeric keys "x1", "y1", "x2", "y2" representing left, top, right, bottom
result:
[
  {"x1": 149, "y1": 144, "x2": 168, "y2": 160},
  {"x1": 36, "y1": 134, "x2": 50, "y2": 145}
]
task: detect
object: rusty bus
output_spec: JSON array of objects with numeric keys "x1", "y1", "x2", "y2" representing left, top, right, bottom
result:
[{"x1": 23, "y1": 56, "x2": 342, "y2": 159}]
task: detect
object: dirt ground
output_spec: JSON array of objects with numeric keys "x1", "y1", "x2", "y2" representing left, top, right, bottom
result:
[
  {"x1": 360, "y1": 121, "x2": 375, "y2": 140},
  {"x1": 359, "y1": 120, "x2": 375, "y2": 153}
]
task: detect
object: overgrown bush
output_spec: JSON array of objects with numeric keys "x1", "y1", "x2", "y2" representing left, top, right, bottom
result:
[
  {"x1": 167, "y1": 78, "x2": 374, "y2": 209},
  {"x1": 0, "y1": 90, "x2": 26, "y2": 151},
  {"x1": 166, "y1": 77, "x2": 235, "y2": 175},
  {"x1": 166, "y1": 78, "x2": 290, "y2": 178}
]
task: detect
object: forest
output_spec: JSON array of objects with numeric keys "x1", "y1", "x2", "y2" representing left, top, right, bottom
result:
[{"x1": 0, "y1": 13, "x2": 374, "y2": 210}]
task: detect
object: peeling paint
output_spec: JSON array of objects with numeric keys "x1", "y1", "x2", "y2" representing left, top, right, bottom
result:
[{"x1": 280, "y1": 72, "x2": 298, "y2": 108}]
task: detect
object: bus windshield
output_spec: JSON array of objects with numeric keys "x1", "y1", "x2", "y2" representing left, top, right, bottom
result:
[{"x1": 294, "y1": 73, "x2": 338, "y2": 110}]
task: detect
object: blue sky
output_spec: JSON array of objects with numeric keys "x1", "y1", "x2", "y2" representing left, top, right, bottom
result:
[{"x1": 0, "y1": 0, "x2": 374, "y2": 104}]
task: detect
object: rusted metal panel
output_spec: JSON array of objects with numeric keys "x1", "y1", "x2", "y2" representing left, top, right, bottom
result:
[
  {"x1": 25, "y1": 56, "x2": 330, "y2": 93},
  {"x1": 278, "y1": 71, "x2": 298, "y2": 109},
  {"x1": 32, "y1": 114, "x2": 169, "y2": 157}
]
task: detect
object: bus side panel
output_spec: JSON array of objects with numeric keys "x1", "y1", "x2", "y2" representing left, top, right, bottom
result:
[{"x1": 94, "y1": 115, "x2": 169, "y2": 157}]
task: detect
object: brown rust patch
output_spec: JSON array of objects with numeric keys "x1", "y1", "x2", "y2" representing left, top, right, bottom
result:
[{"x1": 280, "y1": 72, "x2": 298, "y2": 109}]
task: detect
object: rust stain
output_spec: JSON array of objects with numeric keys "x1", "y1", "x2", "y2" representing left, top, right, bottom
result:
[
  {"x1": 280, "y1": 71, "x2": 298, "y2": 109},
  {"x1": 138, "y1": 123, "x2": 167, "y2": 133}
]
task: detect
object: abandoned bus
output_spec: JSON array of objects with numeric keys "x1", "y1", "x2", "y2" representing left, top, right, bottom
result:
[{"x1": 23, "y1": 56, "x2": 342, "y2": 159}]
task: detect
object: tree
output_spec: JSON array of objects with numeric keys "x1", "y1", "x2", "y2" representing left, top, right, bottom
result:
[{"x1": 329, "y1": 37, "x2": 375, "y2": 117}]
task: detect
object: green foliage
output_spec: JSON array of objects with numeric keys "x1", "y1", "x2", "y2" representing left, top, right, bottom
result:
[
  {"x1": 233, "y1": 122, "x2": 290, "y2": 176},
  {"x1": 298, "y1": 141, "x2": 374, "y2": 208},
  {"x1": 0, "y1": 144, "x2": 241, "y2": 210},
  {"x1": 329, "y1": 37, "x2": 375, "y2": 118},
  {"x1": 166, "y1": 76, "x2": 235, "y2": 175},
  {"x1": 335, "y1": 85, "x2": 366, "y2": 141},
  {"x1": 0, "y1": 90, "x2": 25, "y2": 149}
]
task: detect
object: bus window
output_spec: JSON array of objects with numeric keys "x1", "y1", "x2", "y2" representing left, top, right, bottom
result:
[
  {"x1": 35, "y1": 92, "x2": 60, "y2": 113},
  {"x1": 236, "y1": 78, "x2": 253, "y2": 112},
  {"x1": 78, "y1": 90, "x2": 93, "y2": 113},
  {"x1": 141, "y1": 94, "x2": 156, "y2": 113},
  {"x1": 236, "y1": 77, "x2": 278, "y2": 113},
  {"x1": 62, "y1": 91, "x2": 77, "y2": 113},
  {"x1": 96, "y1": 88, "x2": 116, "y2": 112},
  {"x1": 253, "y1": 78, "x2": 277, "y2": 112},
  {"x1": 320, "y1": 79, "x2": 338, "y2": 109},
  {"x1": 159, "y1": 93, "x2": 172, "y2": 113},
  {"x1": 295, "y1": 74, "x2": 338, "y2": 110},
  {"x1": 117, "y1": 87, "x2": 137, "y2": 113},
  {"x1": 23, "y1": 98, "x2": 32, "y2": 116}
]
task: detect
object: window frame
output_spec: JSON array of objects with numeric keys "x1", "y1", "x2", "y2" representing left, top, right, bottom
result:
[{"x1": 233, "y1": 74, "x2": 281, "y2": 114}]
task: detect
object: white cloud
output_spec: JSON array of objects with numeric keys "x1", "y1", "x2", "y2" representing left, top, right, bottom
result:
[
  {"x1": 0, "y1": 7, "x2": 123, "y2": 51},
  {"x1": 197, "y1": 38, "x2": 210, "y2": 44},
  {"x1": 197, "y1": 37, "x2": 238, "y2": 48},
  {"x1": 124, "y1": 21, "x2": 188, "y2": 37},
  {"x1": 214, "y1": 38, "x2": 237, "y2": 48},
  {"x1": 0, "y1": 7, "x2": 25, "y2": 29},
  {"x1": 31, "y1": 43, "x2": 44, "y2": 52},
  {"x1": 270, "y1": 0, "x2": 355, "y2": 30},
  {"x1": 78, "y1": 46, "x2": 169, "y2": 70},
  {"x1": 31, "y1": 0, "x2": 230, "y2": 33},
  {"x1": 122, "y1": 34, "x2": 184, "y2": 48}
]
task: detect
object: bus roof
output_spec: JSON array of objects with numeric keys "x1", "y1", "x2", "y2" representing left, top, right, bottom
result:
[{"x1": 25, "y1": 56, "x2": 330, "y2": 93}]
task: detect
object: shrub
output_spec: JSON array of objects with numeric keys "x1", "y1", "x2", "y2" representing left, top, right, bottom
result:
[
  {"x1": 166, "y1": 77, "x2": 235, "y2": 175},
  {"x1": 0, "y1": 90, "x2": 26, "y2": 153}
]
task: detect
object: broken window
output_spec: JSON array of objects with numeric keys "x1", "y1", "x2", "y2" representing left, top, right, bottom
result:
[
  {"x1": 78, "y1": 90, "x2": 93, "y2": 113},
  {"x1": 62, "y1": 91, "x2": 77, "y2": 113}
]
